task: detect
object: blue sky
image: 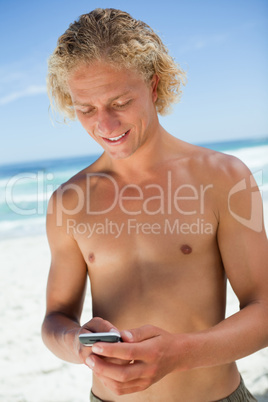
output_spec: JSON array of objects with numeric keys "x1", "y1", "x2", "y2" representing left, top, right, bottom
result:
[{"x1": 0, "y1": 0, "x2": 267, "y2": 165}]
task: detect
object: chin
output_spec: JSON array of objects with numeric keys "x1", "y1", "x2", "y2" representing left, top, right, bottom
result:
[{"x1": 107, "y1": 147, "x2": 138, "y2": 160}]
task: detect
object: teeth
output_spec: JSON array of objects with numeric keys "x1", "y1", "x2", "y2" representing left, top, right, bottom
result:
[{"x1": 108, "y1": 132, "x2": 127, "y2": 141}]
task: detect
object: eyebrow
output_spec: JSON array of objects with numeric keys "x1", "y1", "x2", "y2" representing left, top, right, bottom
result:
[{"x1": 73, "y1": 91, "x2": 131, "y2": 107}]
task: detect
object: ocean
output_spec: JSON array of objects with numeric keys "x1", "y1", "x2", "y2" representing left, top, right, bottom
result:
[{"x1": 0, "y1": 136, "x2": 268, "y2": 240}]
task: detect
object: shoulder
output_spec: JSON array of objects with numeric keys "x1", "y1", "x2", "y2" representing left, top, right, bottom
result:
[
  {"x1": 186, "y1": 144, "x2": 260, "y2": 226},
  {"x1": 184, "y1": 142, "x2": 252, "y2": 187},
  {"x1": 172, "y1": 141, "x2": 256, "y2": 216},
  {"x1": 49, "y1": 157, "x2": 105, "y2": 207},
  {"x1": 47, "y1": 158, "x2": 104, "y2": 221}
]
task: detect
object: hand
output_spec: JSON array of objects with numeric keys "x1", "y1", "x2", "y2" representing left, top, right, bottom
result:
[
  {"x1": 86, "y1": 325, "x2": 183, "y2": 395},
  {"x1": 78, "y1": 317, "x2": 120, "y2": 364}
]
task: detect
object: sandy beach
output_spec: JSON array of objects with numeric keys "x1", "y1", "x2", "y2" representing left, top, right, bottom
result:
[
  {"x1": 0, "y1": 235, "x2": 92, "y2": 402},
  {"x1": 0, "y1": 230, "x2": 267, "y2": 402}
]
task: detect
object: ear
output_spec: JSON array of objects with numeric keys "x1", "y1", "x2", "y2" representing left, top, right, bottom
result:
[{"x1": 151, "y1": 74, "x2": 159, "y2": 103}]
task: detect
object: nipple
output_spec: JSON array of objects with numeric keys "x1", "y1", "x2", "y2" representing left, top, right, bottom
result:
[
  {"x1": 88, "y1": 252, "x2": 95, "y2": 263},
  {"x1": 180, "y1": 244, "x2": 192, "y2": 255}
]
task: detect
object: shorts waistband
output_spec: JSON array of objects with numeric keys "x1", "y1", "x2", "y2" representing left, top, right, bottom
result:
[
  {"x1": 216, "y1": 375, "x2": 257, "y2": 402},
  {"x1": 90, "y1": 376, "x2": 257, "y2": 402}
]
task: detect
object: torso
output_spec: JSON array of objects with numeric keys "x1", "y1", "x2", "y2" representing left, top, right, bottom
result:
[{"x1": 62, "y1": 141, "x2": 240, "y2": 401}]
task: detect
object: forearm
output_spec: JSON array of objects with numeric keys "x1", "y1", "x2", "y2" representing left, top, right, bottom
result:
[
  {"x1": 41, "y1": 312, "x2": 82, "y2": 364},
  {"x1": 180, "y1": 301, "x2": 268, "y2": 371}
]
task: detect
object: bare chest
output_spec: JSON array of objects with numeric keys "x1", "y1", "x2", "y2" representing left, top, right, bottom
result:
[
  {"x1": 67, "y1": 173, "x2": 225, "y2": 328},
  {"x1": 70, "y1": 170, "x2": 218, "y2": 265}
]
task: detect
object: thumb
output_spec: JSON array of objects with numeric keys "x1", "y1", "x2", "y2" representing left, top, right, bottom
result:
[
  {"x1": 121, "y1": 325, "x2": 160, "y2": 343},
  {"x1": 82, "y1": 317, "x2": 120, "y2": 334}
]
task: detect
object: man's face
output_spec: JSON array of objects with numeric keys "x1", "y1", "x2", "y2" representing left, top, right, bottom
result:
[{"x1": 67, "y1": 61, "x2": 159, "y2": 160}]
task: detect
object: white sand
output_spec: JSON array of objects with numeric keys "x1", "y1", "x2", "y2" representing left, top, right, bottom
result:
[
  {"x1": 0, "y1": 226, "x2": 267, "y2": 401},
  {"x1": 0, "y1": 235, "x2": 92, "y2": 402}
]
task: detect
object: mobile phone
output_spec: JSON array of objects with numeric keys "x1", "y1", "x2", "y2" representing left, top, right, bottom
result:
[{"x1": 79, "y1": 332, "x2": 122, "y2": 346}]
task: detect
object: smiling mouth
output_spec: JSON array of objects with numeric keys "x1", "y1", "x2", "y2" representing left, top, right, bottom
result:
[{"x1": 104, "y1": 130, "x2": 130, "y2": 143}]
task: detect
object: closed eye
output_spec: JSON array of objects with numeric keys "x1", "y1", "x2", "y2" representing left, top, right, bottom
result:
[
  {"x1": 79, "y1": 108, "x2": 95, "y2": 115},
  {"x1": 113, "y1": 99, "x2": 133, "y2": 109},
  {"x1": 76, "y1": 99, "x2": 133, "y2": 115}
]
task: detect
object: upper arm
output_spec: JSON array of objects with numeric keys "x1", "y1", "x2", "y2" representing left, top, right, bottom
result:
[
  {"x1": 216, "y1": 156, "x2": 268, "y2": 307},
  {"x1": 45, "y1": 188, "x2": 88, "y2": 322}
]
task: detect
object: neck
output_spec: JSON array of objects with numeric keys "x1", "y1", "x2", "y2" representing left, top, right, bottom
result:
[{"x1": 102, "y1": 124, "x2": 173, "y2": 181}]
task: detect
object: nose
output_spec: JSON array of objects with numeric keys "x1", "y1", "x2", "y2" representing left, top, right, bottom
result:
[{"x1": 95, "y1": 109, "x2": 120, "y2": 137}]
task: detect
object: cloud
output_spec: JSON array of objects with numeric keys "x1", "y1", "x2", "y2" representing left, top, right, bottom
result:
[
  {"x1": 0, "y1": 57, "x2": 47, "y2": 106},
  {"x1": 0, "y1": 85, "x2": 47, "y2": 106}
]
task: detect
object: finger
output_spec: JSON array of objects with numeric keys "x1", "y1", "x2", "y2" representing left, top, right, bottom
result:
[
  {"x1": 102, "y1": 357, "x2": 131, "y2": 365},
  {"x1": 91, "y1": 340, "x2": 149, "y2": 361},
  {"x1": 86, "y1": 354, "x2": 145, "y2": 382},
  {"x1": 121, "y1": 325, "x2": 161, "y2": 343},
  {"x1": 81, "y1": 317, "x2": 120, "y2": 335}
]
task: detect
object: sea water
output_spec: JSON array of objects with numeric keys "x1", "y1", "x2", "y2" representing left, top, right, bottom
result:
[{"x1": 0, "y1": 137, "x2": 267, "y2": 240}]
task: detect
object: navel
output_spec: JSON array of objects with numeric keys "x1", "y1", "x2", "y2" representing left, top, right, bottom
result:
[
  {"x1": 88, "y1": 252, "x2": 95, "y2": 263},
  {"x1": 180, "y1": 244, "x2": 192, "y2": 255}
]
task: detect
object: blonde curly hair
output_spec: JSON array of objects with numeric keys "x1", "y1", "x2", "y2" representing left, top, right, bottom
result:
[{"x1": 47, "y1": 8, "x2": 186, "y2": 120}]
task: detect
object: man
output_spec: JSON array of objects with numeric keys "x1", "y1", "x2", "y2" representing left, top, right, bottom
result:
[{"x1": 42, "y1": 8, "x2": 268, "y2": 401}]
